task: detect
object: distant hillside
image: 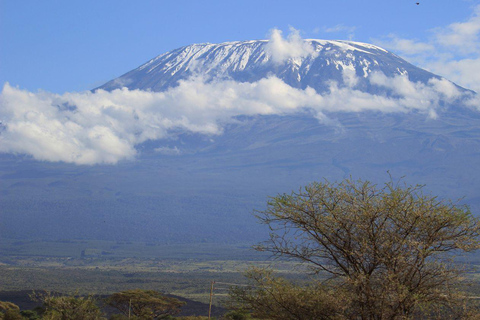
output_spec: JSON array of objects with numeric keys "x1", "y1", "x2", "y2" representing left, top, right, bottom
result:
[
  {"x1": 0, "y1": 39, "x2": 479, "y2": 245},
  {"x1": 0, "y1": 291, "x2": 225, "y2": 318}
]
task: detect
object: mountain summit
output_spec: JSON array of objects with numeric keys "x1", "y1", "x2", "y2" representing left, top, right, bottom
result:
[
  {"x1": 97, "y1": 39, "x2": 441, "y2": 94},
  {"x1": 1, "y1": 38, "x2": 479, "y2": 245}
]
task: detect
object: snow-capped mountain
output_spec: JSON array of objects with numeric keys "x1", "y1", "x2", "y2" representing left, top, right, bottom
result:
[
  {"x1": 97, "y1": 40, "x2": 442, "y2": 94},
  {"x1": 1, "y1": 39, "x2": 479, "y2": 246}
]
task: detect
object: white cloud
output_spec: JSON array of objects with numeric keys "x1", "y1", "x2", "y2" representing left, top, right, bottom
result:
[
  {"x1": 426, "y1": 58, "x2": 480, "y2": 93},
  {"x1": 265, "y1": 27, "x2": 317, "y2": 64},
  {"x1": 375, "y1": 5, "x2": 480, "y2": 93},
  {"x1": 434, "y1": 5, "x2": 480, "y2": 55},
  {"x1": 376, "y1": 35, "x2": 435, "y2": 56},
  {"x1": 323, "y1": 24, "x2": 357, "y2": 40},
  {"x1": 324, "y1": 24, "x2": 356, "y2": 34},
  {"x1": 0, "y1": 69, "x2": 470, "y2": 165},
  {"x1": 1, "y1": 24, "x2": 477, "y2": 165},
  {"x1": 154, "y1": 146, "x2": 181, "y2": 155}
]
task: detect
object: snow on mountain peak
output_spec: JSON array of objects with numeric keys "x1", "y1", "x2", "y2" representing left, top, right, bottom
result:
[
  {"x1": 97, "y1": 36, "x2": 444, "y2": 96},
  {"x1": 1, "y1": 32, "x2": 476, "y2": 166}
]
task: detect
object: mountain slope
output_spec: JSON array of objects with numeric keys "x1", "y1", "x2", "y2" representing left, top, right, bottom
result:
[
  {"x1": 1, "y1": 110, "x2": 479, "y2": 243},
  {"x1": 97, "y1": 40, "x2": 443, "y2": 94},
  {"x1": 1, "y1": 39, "x2": 479, "y2": 246}
]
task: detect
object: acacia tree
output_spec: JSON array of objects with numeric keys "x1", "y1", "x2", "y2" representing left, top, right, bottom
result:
[
  {"x1": 0, "y1": 301, "x2": 22, "y2": 320},
  {"x1": 229, "y1": 268, "x2": 350, "y2": 320},
  {"x1": 106, "y1": 289, "x2": 185, "y2": 320},
  {"x1": 36, "y1": 292, "x2": 105, "y2": 320},
  {"x1": 236, "y1": 178, "x2": 480, "y2": 319}
]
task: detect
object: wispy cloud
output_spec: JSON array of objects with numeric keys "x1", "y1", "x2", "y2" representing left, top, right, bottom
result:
[
  {"x1": 434, "y1": 5, "x2": 480, "y2": 55},
  {"x1": 0, "y1": 27, "x2": 476, "y2": 165},
  {"x1": 376, "y1": 35, "x2": 435, "y2": 56},
  {"x1": 374, "y1": 4, "x2": 480, "y2": 92},
  {"x1": 0, "y1": 69, "x2": 468, "y2": 165},
  {"x1": 265, "y1": 27, "x2": 317, "y2": 64},
  {"x1": 323, "y1": 24, "x2": 357, "y2": 40}
]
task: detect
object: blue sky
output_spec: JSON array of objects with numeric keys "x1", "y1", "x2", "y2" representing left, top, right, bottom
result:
[
  {"x1": 1, "y1": 0, "x2": 479, "y2": 93},
  {"x1": 1, "y1": 0, "x2": 480, "y2": 164}
]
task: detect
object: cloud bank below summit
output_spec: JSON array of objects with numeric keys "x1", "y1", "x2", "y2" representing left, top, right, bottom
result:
[
  {"x1": 0, "y1": 29, "x2": 476, "y2": 165},
  {"x1": 0, "y1": 71, "x2": 469, "y2": 165}
]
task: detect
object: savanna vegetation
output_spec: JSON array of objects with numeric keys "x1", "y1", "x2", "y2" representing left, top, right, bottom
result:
[
  {"x1": 2, "y1": 178, "x2": 480, "y2": 319},
  {"x1": 228, "y1": 178, "x2": 480, "y2": 319},
  {"x1": 1, "y1": 290, "x2": 203, "y2": 320}
]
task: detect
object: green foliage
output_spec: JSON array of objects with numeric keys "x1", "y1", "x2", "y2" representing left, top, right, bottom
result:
[
  {"x1": 2, "y1": 310, "x2": 22, "y2": 320},
  {"x1": 106, "y1": 289, "x2": 185, "y2": 320},
  {"x1": 35, "y1": 292, "x2": 105, "y2": 320},
  {"x1": 20, "y1": 310, "x2": 41, "y2": 320},
  {"x1": 108, "y1": 315, "x2": 143, "y2": 320},
  {"x1": 222, "y1": 309, "x2": 254, "y2": 320},
  {"x1": 232, "y1": 178, "x2": 480, "y2": 319},
  {"x1": 4, "y1": 312, "x2": 21, "y2": 320},
  {"x1": 0, "y1": 301, "x2": 19, "y2": 313},
  {"x1": 108, "y1": 315, "x2": 134, "y2": 320},
  {"x1": 229, "y1": 269, "x2": 347, "y2": 320},
  {"x1": 0, "y1": 301, "x2": 21, "y2": 320}
]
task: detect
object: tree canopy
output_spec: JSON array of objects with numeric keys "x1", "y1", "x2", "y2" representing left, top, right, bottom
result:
[
  {"x1": 231, "y1": 178, "x2": 480, "y2": 319},
  {"x1": 0, "y1": 301, "x2": 22, "y2": 320},
  {"x1": 106, "y1": 289, "x2": 185, "y2": 320},
  {"x1": 36, "y1": 292, "x2": 105, "y2": 320}
]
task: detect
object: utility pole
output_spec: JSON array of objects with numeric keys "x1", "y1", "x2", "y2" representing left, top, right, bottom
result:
[{"x1": 208, "y1": 280, "x2": 215, "y2": 320}]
